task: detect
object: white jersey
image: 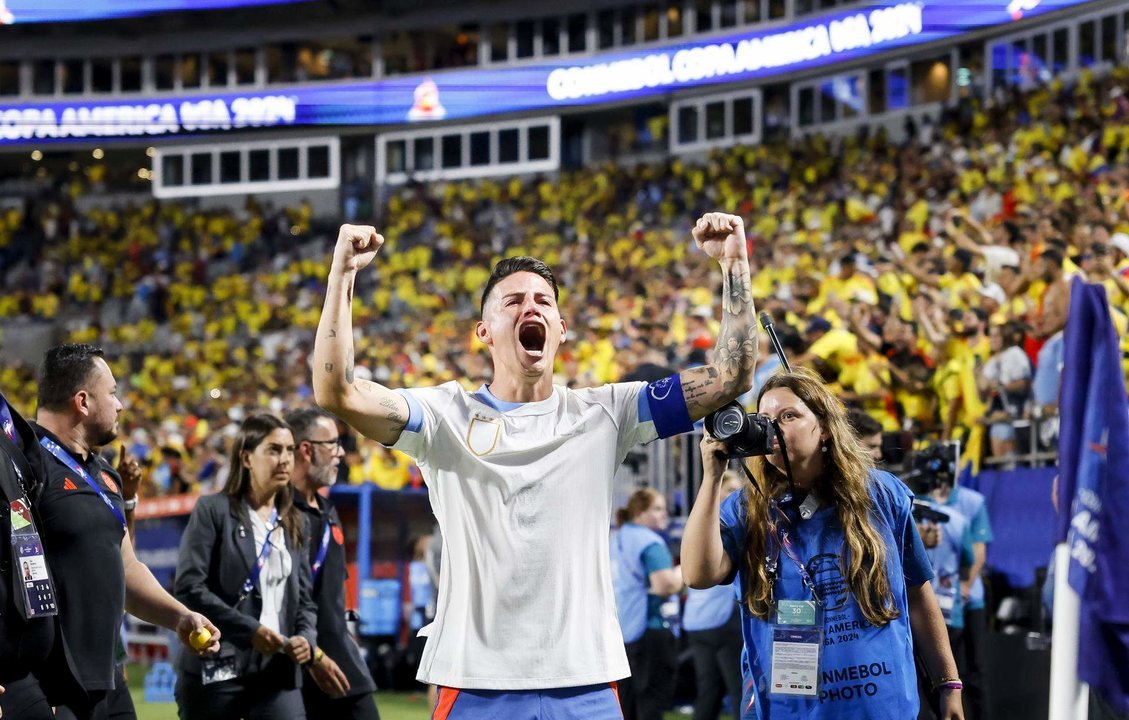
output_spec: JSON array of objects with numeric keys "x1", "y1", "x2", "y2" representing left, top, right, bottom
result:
[{"x1": 392, "y1": 381, "x2": 660, "y2": 689}]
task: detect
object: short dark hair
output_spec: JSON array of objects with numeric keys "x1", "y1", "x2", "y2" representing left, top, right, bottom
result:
[
  {"x1": 847, "y1": 408, "x2": 883, "y2": 438},
  {"x1": 479, "y1": 256, "x2": 559, "y2": 315},
  {"x1": 284, "y1": 407, "x2": 335, "y2": 443},
  {"x1": 37, "y1": 343, "x2": 105, "y2": 412}
]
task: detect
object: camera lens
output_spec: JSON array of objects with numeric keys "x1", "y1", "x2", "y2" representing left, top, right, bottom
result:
[{"x1": 709, "y1": 405, "x2": 748, "y2": 441}]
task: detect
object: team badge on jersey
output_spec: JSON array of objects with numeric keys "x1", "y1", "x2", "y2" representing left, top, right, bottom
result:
[
  {"x1": 101, "y1": 472, "x2": 119, "y2": 494},
  {"x1": 466, "y1": 416, "x2": 501, "y2": 456}
]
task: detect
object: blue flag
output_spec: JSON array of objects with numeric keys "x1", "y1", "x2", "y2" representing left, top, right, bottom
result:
[{"x1": 1056, "y1": 278, "x2": 1129, "y2": 714}]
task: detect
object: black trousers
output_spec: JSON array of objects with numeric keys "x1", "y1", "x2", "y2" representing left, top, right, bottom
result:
[
  {"x1": 301, "y1": 683, "x2": 381, "y2": 720},
  {"x1": 620, "y1": 628, "x2": 677, "y2": 720},
  {"x1": 43, "y1": 662, "x2": 136, "y2": 720},
  {"x1": 176, "y1": 670, "x2": 306, "y2": 720},
  {"x1": 686, "y1": 612, "x2": 743, "y2": 720},
  {"x1": 0, "y1": 674, "x2": 56, "y2": 720},
  {"x1": 962, "y1": 608, "x2": 988, "y2": 720}
]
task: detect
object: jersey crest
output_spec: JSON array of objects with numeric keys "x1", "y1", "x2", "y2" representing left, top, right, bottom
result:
[{"x1": 466, "y1": 416, "x2": 501, "y2": 456}]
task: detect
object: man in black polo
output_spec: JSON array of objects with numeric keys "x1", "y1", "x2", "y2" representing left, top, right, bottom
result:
[
  {"x1": 31, "y1": 344, "x2": 221, "y2": 720},
  {"x1": 0, "y1": 390, "x2": 56, "y2": 720},
  {"x1": 286, "y1": 408, "x2": 380, "y2": 720}
]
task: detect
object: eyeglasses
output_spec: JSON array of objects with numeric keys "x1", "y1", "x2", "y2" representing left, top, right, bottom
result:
[{"x1": 306, "y1": 439, "x2": 343, "y2": 448}]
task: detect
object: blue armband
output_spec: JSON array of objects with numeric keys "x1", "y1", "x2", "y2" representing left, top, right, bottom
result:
[{"x1": 641, "y1": 374, "x2": 694, "y2": 439}]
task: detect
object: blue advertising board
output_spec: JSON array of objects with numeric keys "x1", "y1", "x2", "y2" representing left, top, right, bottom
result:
[
  {"x1": 0, "y1": 0, "x2": 1097, "y2": 145},
  {"x1": 0, "y1": 0, "x2": 311, "y2": 25}
]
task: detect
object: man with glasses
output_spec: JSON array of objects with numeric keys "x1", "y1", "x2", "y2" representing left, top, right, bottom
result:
[{"x1": 285, "y1": 408, "x2": 379, "y2": 720}]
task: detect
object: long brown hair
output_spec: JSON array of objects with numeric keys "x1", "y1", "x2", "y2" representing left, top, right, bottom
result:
[
  {"x1": 740, "y1": 368, "x2": 899, "y2": 627},
  {"x1": 615, "y1": 488, "x2": 660, "y2": 527},
  {"x1": 224, "y1": 413, "x2": 303, "y2": 547}
]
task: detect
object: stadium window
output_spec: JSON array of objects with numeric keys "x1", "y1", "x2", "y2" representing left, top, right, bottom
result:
[
  {"x1": 528, "y1": 125, "x2": 551, "y2": 161},
  {"x1": 667, "y1": 4, "x2": 684, "y2": 36},
  {"x1": 208, "y1": 51, "x2": 230, "y2": 87},
  {"x1": 413, "y1": 137, "x2": 435, "y2": 171},
  {"x1": 768, "y1": 0, "x2": 786, "y2": 20},
  {"x1": 352, "y1": 36, "x2": 375, "y2": 77},
  {"x1": 705, "y1": 101, "x2": 726, "y2": 139},
  {"x1": 567, "y1": 13, "x2": 587, "y2": 53},
  {"x1": 190, "y1": 153, "x2": 213, "y2": 185},
  {"x1": 234, "y1": 48, "x2": 256, "y2": 85},
  {"x1": 33, "y1": 60, "x2": 55, "y2": 95},
  {"x1": 91, "y1": 58, "x2": 112, "y2": 93},
  {"x1": 266, "y1": 44, "x2": 298, "y2": 84},
  {"x1": 1078, "y1": 20, "x2": 1096, "y2": 67},
  {"x1": 155, "y1": 55, "x2": 175, "y2": 90},
  {"x1": 1052, "y1": 28, "x2": 1069, "y2": 73},
  {"x1": 911, "y1": 57, "x2": 950, "y2": 104},
  {"x1": 1032, "y1": 33, "x2": 1048, "y2": 70},
  {"x1": 622, "y1": 7, "x2": 637, "y2": 45},
  {"x1": 740, "y1": 0, "x2": 759, "y2": 23},
  {"x1": 733, "y1": 96, "x2": 754, "y2": 136},
  {"x1": 179, "y1": 54, "x2": 202, "y2": 89},
  {"x1": 470, "y1": 131, "x2": 491, "y2": 166},
  {"x1": 499, "y1": 128, "x2": 520, "y2": 163},
  {"x1": 798, "y1": 86, "x2": 815, "y2": 126},
  {"x1": 542, "y1": 18, "x2": 561, "y2": 55},
  {"x1": 516, "y1": 20, "x2": 536, "y2": 58},
  {"x1": 694, "y1": 0, "x2": 713, "y2": 32},
  {"x1": 219, "y1": 151, "x2": 241, "y2": 184},
  {"x1": 794, "y1": 0, "x2": 814, "y2": 16},
  {"x1": 867, "y1": 69, "x2": 885, "y2": 114},
  {"x1": 1101, "y1": 14, "x2": 1117, "y2": 64},
  {"x1": 0, "y1": 61, "x2": 17, "y2": 96},
  {"x1": 120, "y1": 56, "x2": 142, "y2": 92},
  {"x1": 278, "y1": 147, "x2": 300, "y2": 180},
  {"x1": 598, "y1": 10, "x2": 616, "y2": 49},
  {"x1": 719, "y1": 0, "x2": 738, "y2": 28},
  {"x1": 249, "y1": 148, "x2": 270, "y2": 181},
  {"x1": 677, "y1": 105, "x2": 699, "y2": 144},
  {"x1": 428, "y1": 25, "x2": 479, "y2": 70},
  {"x1": 818, "y1": 82, "x2": 836, "y2": 123},
  {"x1": 308, "y1": 145, "x2": 331, "y2": 178},
  {"x1": 382, "y1": 32, "x2": 412, "y2": 75},
  {"x1": 643, "y1": 4, "x2": 661, "y2": 41},
  {"x1": 887, "y1": 66, "x2": 908, "y2": 110},
  {"x1": 441, "y1": 135, "x2": 463, "y2": 168},
  {"x1": 62, "y1": 59, "x2": 84, "y2": 95},
  {"x1": 489, "y1": 24, "x2": 509, "y2": 62},
  {"x1": 162, "y1": 154, "x2": 184, "y2": 187}
]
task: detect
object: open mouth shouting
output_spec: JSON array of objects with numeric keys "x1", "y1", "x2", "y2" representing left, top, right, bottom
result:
[{"x1": 518, "y1": 320, "x2": 547, "y2": 359}]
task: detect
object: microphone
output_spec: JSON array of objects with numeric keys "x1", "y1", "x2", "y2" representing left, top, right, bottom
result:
[{"x1": 759, "y1": 311, "x2": 792, "y2": 372}]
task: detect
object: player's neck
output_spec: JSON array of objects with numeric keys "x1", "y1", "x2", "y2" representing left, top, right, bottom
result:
[
  {"x1": 487, "y1": 373, "x2": 553, "y2": 403},
  {"x1": 35, "y1": 411, "x2": 91, "y2": 459}
]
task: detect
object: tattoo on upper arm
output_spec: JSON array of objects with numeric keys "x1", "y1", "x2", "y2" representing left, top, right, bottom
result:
[
  {"x1": 327, "y1": 329, "x2": 337, "y2": 338},
  {"x1": 378, "y1": 396, "x2": 404, "y2": 424},
  {"x1": 345, "y1": 360, "x2": 355, "y2": 384},
  {"x1": 324, "y1": 363, "x2": 334, "y2": 373}
]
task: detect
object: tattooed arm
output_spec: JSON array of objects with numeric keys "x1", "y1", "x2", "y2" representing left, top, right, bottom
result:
[
  {"x1": 680, "y1": 213, "x2": 758, "y2": 421},
  {"x1": 313, "y1": 224, "x2": 411, "y2": 445}
]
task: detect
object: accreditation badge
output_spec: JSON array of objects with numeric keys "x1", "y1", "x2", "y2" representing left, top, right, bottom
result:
[
  {"x1": 200, "y1": 655, "x2": 240, "y2": 685},
  {"x1": 769, "y1": 600, "x2": 822, "y2": 697},
  {"x1": 9, "y1": 495, "x2": 58, "y2": 618}
]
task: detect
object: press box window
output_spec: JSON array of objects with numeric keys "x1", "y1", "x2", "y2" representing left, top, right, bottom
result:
[
  {"x1": 0, "y1": 61, "x2": 18, "y2": 96},
  {"x1": 308, "y1": 146, "x2": 330, "y2": 178},
  {"x1": 220, "y1": 152, "x2": 242, "y2": 184},
  {"x1": 278, "y1": 147, "x2": 300, "y2": 180},
  {"x1": 528, "y1": 125, "x2": 550, "y2": 161},
  {"x1": 91, "y1": 59, "x2": 113, "y2": 93},
  {"x1": 249, "y1": 149, "x2": 270, "y2": 181},
  {"x1": 442, "y1": 135, "x2": 463, "y2": 168},
  {"x1": 678, "y1": 105, "x2": 699, "y2": 144},
  {"x1": 162, "y1": 155, "x2": 185, "y2": 187},
  {"x1": 62, "y1": 59, "x2": 84, "y2": 94},
  {"x1": 470, "y1": 132, "x2": 491, "y2": 166},
  {"x1": 120, "y1": 57, "x2": 142, "y2": 92},
  {"x1": 413, "y1": 137, "x2": 435, "y2": 171},
  {"x1": 499, "y1": 128, "x2": 519, "y2": 163},
  {"x1": 190, "y1": 154, "x2": 213, "y2": 185}
]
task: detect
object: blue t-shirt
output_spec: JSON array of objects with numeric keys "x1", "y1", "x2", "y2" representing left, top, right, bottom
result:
[
  {"x1": 719, "y1": 470, "x2": 933, "y2": 720},
  {"x1": 944, "y1": 486, "x2": 993, "y2": 610},
  {"x1": 683, "y1": 581, "x2": 739, "y2": 632},
  {"x1": 919, "y1": 502, "x2": 974, "y2": 630},
  {"x1": 611, "y1": 523, "x2": 674, "y2": 643},
  {"x1": 408, "y1": 559, "x2": 434, "y2": 631}
]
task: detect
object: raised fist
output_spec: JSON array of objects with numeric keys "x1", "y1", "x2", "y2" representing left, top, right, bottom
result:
[
  {"x1": 333, "y1": 224, "x2": 384, "y2": 274},
  {"x1": 692, "y1": 213, "x2": 748, "y2": 262}
]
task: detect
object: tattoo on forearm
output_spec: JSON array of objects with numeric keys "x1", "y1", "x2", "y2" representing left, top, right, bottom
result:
[
  {"x1": 345, "y1": 360, "x2": 355, "y2": 384},
  {"x1": 722, "y1": 267, "x2": 752, "y2": 316},
  {"x1": 324, "y1": 363, "x2": 334, "y2": 373},
  {"x1": 327, "y1": 329, "x2": 337, "y2": 338}
]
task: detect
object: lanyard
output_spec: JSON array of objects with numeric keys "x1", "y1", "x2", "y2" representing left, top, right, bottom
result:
[
  {"x1": 239, "y1": 507, "x2": 280, "y2": 602},
  {"x1": 310, "y1": 519, "x2": 332, "y2": 584},
  {"x1": 767, "y1": 501, "x2": 823, "y2": 607},
  {"x1": 39, "y1": 436, "x2": 127, "y2": 533},
  {"x1": 0, "y1": 399, "x2": 15, "y2": 443}
]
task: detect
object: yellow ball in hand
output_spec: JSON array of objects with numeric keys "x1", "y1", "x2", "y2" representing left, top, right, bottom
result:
[{"x1": 189, "y1": 628, "x2": 212, "y2": 651}]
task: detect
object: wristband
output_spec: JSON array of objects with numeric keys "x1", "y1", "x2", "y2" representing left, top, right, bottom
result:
[
  {"x1": 123, "y1": 497, "x2": 138, "y2": 511},
  {"x1": 932, "y1": 677, "x2": 963, "y2": 692}
]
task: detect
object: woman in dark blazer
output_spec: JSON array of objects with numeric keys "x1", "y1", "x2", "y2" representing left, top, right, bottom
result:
[{"x1": 174, "y1": 413, "x2": 318, "y2": 720}]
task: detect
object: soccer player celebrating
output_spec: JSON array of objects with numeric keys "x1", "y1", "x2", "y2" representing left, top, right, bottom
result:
[{"x1": 314, "y1": 213, "x2": 756, "y2": 719}]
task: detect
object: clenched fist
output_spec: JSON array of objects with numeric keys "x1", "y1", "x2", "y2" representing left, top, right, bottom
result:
[
  {"x1": 332, "y1": 224, "x2": 384, "y2": 274},
  {"x1": 692, "y1": 213, "x2": 748, "y2": 263}
]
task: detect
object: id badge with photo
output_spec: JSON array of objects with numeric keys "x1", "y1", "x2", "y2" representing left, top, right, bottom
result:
[
  {"x1": 769, "y1": 600, "x2": 822, "y2": 697},
  {"x1": 200, "y1": 655, "x2": 240, "y2": 685},
  {"x1": 10, "y1": 495, "x2": 58, "y2": 618}
]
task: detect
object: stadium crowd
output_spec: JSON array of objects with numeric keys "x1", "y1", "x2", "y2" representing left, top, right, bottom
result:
[{"x1": 2, "y1": 67, "x2": 1129, "y2": 497}]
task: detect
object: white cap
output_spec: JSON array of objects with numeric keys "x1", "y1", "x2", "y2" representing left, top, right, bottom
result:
[
  {"x1": 1110, "y1": 233, "x2": 1129, "y2": 257},
  {"x1": 977, "y1": 283, "x2": 1006, "y2": 307}
]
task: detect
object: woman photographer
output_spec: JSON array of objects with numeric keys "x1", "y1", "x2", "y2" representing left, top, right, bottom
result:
[
  {"x1": 173, "y1": 414, "x2": 318, "y2": 719},
  {"x1": 682, "y1": 369, "x2": 963, "y2": 719}
]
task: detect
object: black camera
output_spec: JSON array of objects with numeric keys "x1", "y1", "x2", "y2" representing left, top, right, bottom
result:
[
  {"x1": 911, "y1": 499, "x2": 951, "y2": 524},
  {"x1": 705, "y1": 402, "x2": 776, "y2": 458},
  {"x1": 902, "y1": 442, "x2": 957, "y2": 494}
]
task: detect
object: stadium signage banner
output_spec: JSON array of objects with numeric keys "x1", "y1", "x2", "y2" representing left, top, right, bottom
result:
[
  {"x1": 0, "y1": 0, "x2": 1095, "y2": 145},
  {"x1": 0, "y1": 0, "x2": 310, "y2": 25}
]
